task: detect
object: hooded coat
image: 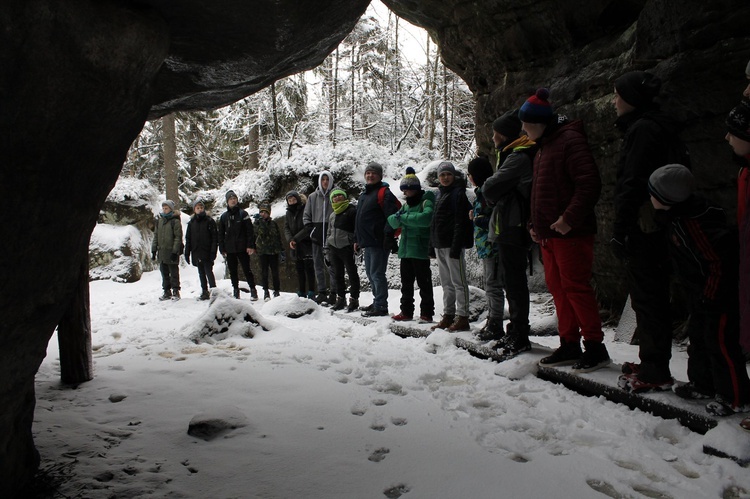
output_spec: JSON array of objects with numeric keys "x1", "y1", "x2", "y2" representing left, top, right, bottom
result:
[
  {"x1": 152, "y1": 211, "x2": 183, "y2": 264},
  {"x1": 303, "y1": 171, "x2": 335, "y2": 246},
  {"x1": 388, "y1": 190, "x2": 435, "y2": 260},
  {"x1": 284, "y1": 192, "x2": 313, "y2": 260}
]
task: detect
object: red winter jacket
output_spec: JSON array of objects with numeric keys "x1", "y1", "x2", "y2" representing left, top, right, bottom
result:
[{"x1": 529, "y1": 118, "x2": 601, "y2": 240}]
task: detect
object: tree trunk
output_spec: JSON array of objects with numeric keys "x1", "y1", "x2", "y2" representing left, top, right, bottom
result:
[
  {"x1": 427, "y1": 40, "x2": 438, "y2": 151},
  {"x1": 442, "y1": 63, "x2": 448, "y2": 159},
  {"x1": 162, "y1": 113, "x2": 179, "y2": 203},
  {"x1": 248, "y1": 107, "x2": 260, "y2": 170},
  {"x1": 57, "y1": 252, "x2": 93, "y2": 384},
  {"x1": 332, "y1": 47, "x2": 339, "y2": 148}
]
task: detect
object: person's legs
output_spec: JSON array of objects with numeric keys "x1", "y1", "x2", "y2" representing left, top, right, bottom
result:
[
  {"x1": 237, "y1": 252, "x2": 256, "y2": 288},
  {"x1": 370, "y1": 246, "x2": 389, "y2": 309},
  {"x1": 414, "y1": 258, "x2": 434, "y2": 318},
  {"x1": 160, "y1": 262, "x2": 171, "y2": 292},
  {"x1": 399, "y1": 258, "x2": 416, "y2": 316},
  {"x1": 311, "y1": 243, "x2": 328, "y2": 293},
  {"x1": 168, "y1": 263, "x2": 180, "y2": 292},
  {"x1": 342, "y1": 246, "x2": 360, "y2": 299},
  {"x1": 702, "y1": 305, "x2": 750, "y2": 407},
  {"x1": 269, "y1": 254, "x2": 280, "y2": 293},
  {"x1": 259, "y1": 254, "x2": 270, "y2": 291},
  {"x1": 446, "y1": 249, "x2": 469, "y2": 317},
  {"x1": 483, "y1": 252, "x2": 505, "y2": 323},
  {"x1": 226, "y1": 253, "x2": 239, "y2": 289},
  {"x1": 205, "y1": 261, "x2": 217, "y2": 288},
  {"x1": 330, "y1": 247, "x2": 347, "y2": 298},
  {"x1": 436, "y1": 248, "x2": 456, "y2": 316},
  {"x1": 197, "y1": 263, "x2": 208, "y2": 291},
  {"x1": 540, "y1": 240, "x2": 579, "y2": 343},
  {"x1": 500, "y1": 242, "x2": 530, "y2": 334}
]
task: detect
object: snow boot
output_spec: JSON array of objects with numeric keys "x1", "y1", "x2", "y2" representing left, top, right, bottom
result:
[
  {"x1": 346, "y1": 297, "x2": 359, "y2": 313},
  {"x1": 273, "y1": 290, "x2": 280, "y2": 298},
  {"x1": 327, "y1": 292, "x2": 337, "y2": 305},
  {"x1": 263, "y1": 289, "x2": 271, "y2": 301},
  {"x1": 571, "y1": 340, "x2": 610, "y2": 373},
  {"x1": 448, "y1": 316, "x2": 470, "y2": 332},
  {"x1": 158, "y1": 289, "x2": 172, "y2": 301},
  {"x1": 431, "y1": 314, "x2": 455, "y2": 331},
  {"x1": 362, "y1": 306, "x2": 389, "y2": 317},
  {"x1": 249, "y1": 287, "x2": 259, "y2": 301},
  {"x1": 673, "y1": 382, "x2": 714, "y2": 400},
  {"x1": 705, "y1": 397, "x2": 750, "y2": 417},
  {"x1": 538, "y1": 340, "x2": 582, "y2": 367},
  {"x1": 314, "y1": 291, "x2": 328, "y2": 305},
  {"x1": 171, "y1": 290, "x2": 181, "y2": 301},
  {"x1": 497, "y1": 329, "x2": 532, "y2": 360},
  {"x1": 198, "y1": 289, "x2": 210, "y2": 301},
  {"x1": 475, "y1": 317, "x2": 504, "y2": 342},
  {"x1": 331, "y1": 296, "x2": 347, "y2": 311}
]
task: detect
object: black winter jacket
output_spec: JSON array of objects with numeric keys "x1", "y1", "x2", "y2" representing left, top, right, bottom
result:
[
  {"x1": 355, "y1": 181, "x2": 398, "y2": 248},
  {"x1": 430, "y1": 175, "x2": 473, "y2": 257},
  {"x1": 185, "y1": 213, "x2": 218, "y2": 265},
  {"x1": 284, "y1": 196, "x2": 313, "y2": 260},
  {"x1": 218, "y1": 206, "x2": 256, "y2": 254}
]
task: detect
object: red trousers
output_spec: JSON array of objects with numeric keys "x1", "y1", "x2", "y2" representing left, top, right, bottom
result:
[{"x1": 540, "y1": 235, "x2": 603, "y2": 343}]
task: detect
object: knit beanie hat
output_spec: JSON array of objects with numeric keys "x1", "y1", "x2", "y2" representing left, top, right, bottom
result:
[
  {"x1": 492, "y1": 109, "x2": 522, "y2": 139},
  {"x1": 329, "y1": 188, "x2": 347, "y2": 202},
  {"x1": 225, "y1": 190, "x2": 238, "y2": 202},
  {"x1": 436, "y1": 161, "x2": 456, "y2": 176},
  {"x1": 648, "y1": 164, "x2": 695, "y2": 206},
  {"x1": 467, "y1": 157, "x2": 494, "y2": 188},
  {"x1": 365, "y1": 162, "x2": 384, "y2": 177},
  {"x1": 519, "y1": 88, "x2": 554, "y2": 124},
  {"x1": 726, "y1": 99, "x2": 750, "y2": 142},
  {"x1": 162, "y1": 200, "x2": 175, "y2": 211},
  {"x1": 614, "y1": 71, "x2": 661, "y2": 109},
  {"x1": 192, "y1": 198, "x2": 205, "y2": 209},
  {"x1": 258, "y1": 203, "x2": 271, "y2": 214},
  {"x1": 330, "y1": 189, "x2": 350, "y2": 215},
  {"x1": 400, "y1": 166, "x2": 422, "y2": 191}
]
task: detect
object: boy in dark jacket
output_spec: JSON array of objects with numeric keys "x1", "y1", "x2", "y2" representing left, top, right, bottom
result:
[
  {"x1": 285, "y1": 191, "x2": 316, "y2": 299},
  {"x1": 254, "y1": 203, "x2": 284, "y2": 301},
  {"x1": 326, "y1": 188, "x2": 360, "y2": 312},
  {"x1": 152, "y1": 199, "x2": 183, "y2": 301},
  {"x1": 218, "y1": 190, "x2": 258, "y2": 300},
  {"x1": 631, "y1": 164, "x2": 750, "y2": 418},
  {"x1": 184, "y1": 198, "x2": 218, "y2": 300},
  {"x1": 429, "y1": 161, "x2": 473, "y2": 332},
  {"x1": 387, "y1": 167, "x2": 435, "y2": 323}
]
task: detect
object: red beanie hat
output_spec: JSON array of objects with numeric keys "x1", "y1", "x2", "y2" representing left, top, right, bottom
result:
[{"x1": 518, "y1": 88, "x2": 554, "y2": 124}]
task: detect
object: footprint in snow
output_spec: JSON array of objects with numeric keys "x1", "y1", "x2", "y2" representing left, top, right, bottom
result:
[
  {"x1": 383, "y1": 484, "x2": 410, "y2": 498},
  {"x1": 390, "y1": 417, "x2": 407, "y2": 426},
  {"x1": 368, "y1": 447, "x2": 389, "y2": 462}
]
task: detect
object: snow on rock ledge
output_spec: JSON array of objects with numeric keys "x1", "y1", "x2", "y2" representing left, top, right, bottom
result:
[{"x1": 187, "y1": 289, "x2": 276, "y2": 343}]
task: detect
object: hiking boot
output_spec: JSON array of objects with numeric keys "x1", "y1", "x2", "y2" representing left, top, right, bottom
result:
[
  {"x1": 346, "y1": 298, "x2": 359, "y2": 313},
  {"x1": 673, "y1": 382, "x2": 714, "y2": 400},
  {"x1": 158, "y1": 290, "x2": 172, "y2": 301},
  {"x1": 171, "y1": 290, "x2": 181, "y2": 301},
  {"x1": 359, "y1": 303, "x2": 374, "y2": 312},
  {"x1": 362, "y1": 307, "x2": 389, "y2": 317},
  {"x1": 263, "y1": 289, "x2": 271, "y2": 301},
  {"x1": 249, "y1": 288, "x2": 259, "y2": 301},
  {"x1": 198, "y1": 290, "x2": 210, "y2": 301},
  {"x1": 273, "y1": 290, "x2": 280, "y2": 298},
  {"x1": 538, "y1": 340, "x2": 582, "y2": 367},
  {"x1": 621, "y1": 362, "x2": 640, "y2": 374},
  {"x1": 498, "y1": 334, "x2": 532, "y2": 359},
  {"x1": 418, "y1": 315, "x2": 433, "y2": 324},
  {"x1": 705, "y1": 397, "x2": 750, "y2": 417},
  {"x1": 314, "y1": 291, "x2": 328, "y2": 305},
  {"x1": 233, "y1": 287, "x2": 240, "y2": 299},
  {"x1": 431, "y1": 314, "x2": 455, "y2": 331},
  {"x1": 617, "y1": 373, "x2": 674, "y2": 393},
  {"x1": 327, "y1": 292, "x2": 337, "y2": 305},
  {"x1": 571, "y1": 341, "x2": 611, "y2": 373},
  {"x1": 331, "y1": 296, "x2": 347, "y2": 311},
  {"x1": 448, "y1": 316, "x2": 470, "y2": 332},
  {"x1": 391, "y1": 312, "x2": 413, "y2": 321},
  {"x1": 475, "y1": 318, "x2": 504, "y2": 342}
]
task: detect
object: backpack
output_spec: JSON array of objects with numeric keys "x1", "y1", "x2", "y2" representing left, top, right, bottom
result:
[{"x1": 378, "y1": 186, "x2": 402, "y2": 238}]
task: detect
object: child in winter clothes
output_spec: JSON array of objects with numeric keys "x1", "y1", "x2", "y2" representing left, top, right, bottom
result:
[
  {"x1": 184, "y1": 199, "x2": 218, "y2": 300},
  {"x1": 285, "y1": 191, "x2": 316, "y2": 299},
  {"x1": 429, "y1": 161, "x2": 474, "y2": 331},
  {"x1": 152, "y1": 200, "x2": 183, "y2": 301},
  {"x1": 254, "y1": 203, "x2": 284, "y2": 300},
  {"x1": 467, "y1": 157, "x2": 504, "y2": 341},
  {"x1": 388, "y1": 167, "x2": 435, "y2": 323},
  {"x1": 325, "y1": 189, "x2": 360, "y2": 312},
  {"x1": 218, "y1": 190, "x2": 258, "y2": 300},
  {"x1": 640, "y1": 164, "x2": 750, "y2": 417}
]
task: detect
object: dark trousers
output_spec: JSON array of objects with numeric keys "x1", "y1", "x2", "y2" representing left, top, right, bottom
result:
[
  {"x1": 686, "y1": 300, "x2": 750, "y2": 406},
  {"x1": 625, "y1": 231, "x2": 673, "y2": 381},
  {"x1": 226, "y1": 252, "x2": 256, "y2": 289},
  {"x1": 160, "y1": 262, "x2": 180, "y2": 291},
  {"x1": 295, "y1": 258, "x2": 316, "y2": 295},
  {"x1": 499, "y1": 242, "x2": 530, "y2": 334},
  {"x1": 399, "y1": 257, "x2": 434, "y2": 317},
  {"x1": 196, "y1": 260, "x2": 216, "y2": 291},
  {"x1": 329, "y1": 245, "x2": 360, "y2": 299},
  {"x1": 259, "y1": 254, "x2": 281, "y2": 292}
]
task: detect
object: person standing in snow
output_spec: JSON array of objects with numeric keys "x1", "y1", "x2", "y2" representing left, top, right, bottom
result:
[
  {"x1": 387, "y1": 167, "x2": 435, "y2": 323},
  {"x1": 304, "y1": 170, "x2": 337, "y2": 305},
  {"x1": 254, "y1": 203, "x2": 284, "y2": 301},
  {"x1": 285, "y1": 191, "x2": 316, "y2": 299},
  {"x1": 355, "y1": 161, "x2": 400, "y2": 317},
  {"x1": 184, "y1": 198, "x2": 218, "y2": 301},
  {"x1": 152, "y1": 199, "x2": 183, "y2": 301},
  {"x1": 218, "y1": 190, "x2": 258, "y2": 300},
  {"x1": 429, "y1": 161, "x2": 474, "y2": 332},
  {"x1": 325, "y1": 188, "x2": 360, "y2": 312},
  {"x1": 611, "y1": 71, "x2": 690, "y2": 392},
  {"x1": 521, "y1": 88, "x2": 610, "y2": 373}
]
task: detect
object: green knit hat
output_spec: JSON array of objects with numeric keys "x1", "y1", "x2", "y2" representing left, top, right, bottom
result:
[{"x1": 329, "y1": 188, "x2": 347, "y2": 202}]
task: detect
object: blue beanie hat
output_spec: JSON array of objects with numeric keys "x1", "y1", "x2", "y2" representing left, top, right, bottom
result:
[
  {"x1": 400, "y1": 166, "x2": 421, "y2": 191},
  {"x1": 519, "y1": 88, "x2": 554, "y2": 124}
]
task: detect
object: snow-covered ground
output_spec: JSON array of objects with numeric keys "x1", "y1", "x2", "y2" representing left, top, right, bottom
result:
[{"x1": 34, "y1": 262, "x2": 750, "y2": 498}]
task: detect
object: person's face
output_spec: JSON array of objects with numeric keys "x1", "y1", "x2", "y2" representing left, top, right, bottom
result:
[
  {"x1": 522, "y1": 122, "x2": 546, "y2": 141},
  {"x1": 321, "y1": 176, "x2": 330, "y2": 190},
  {"x1": 260, "y1": 210, "x2": 270, "y2": 219},
  {"x1": 613, "y1": 88, "x2": 635, "y2": 117},
  {"x1": 492, "y1": 130, "x2": 507, "y2": 148},
  {"x1": 438, "y1": 171, "x2": 454, "y2": 186},
  {"x1": 227, "y1": 196, "x2": 238, "y2": 208},
  {"x1": 365, "y1": 170, "x2": 381, "y2": 185},
  {"x1": 287, "y1": 196, "x2": 298, "y2": 205},
  {"x1": 162, "y1": 204, "x2": 172, "y2": 214},
  {"x1": 650, "y1": 194, "x2": 670, "y2": 211},
  {"x1": 194, "y1": 204, "x2": 205, "y2": 214},
  {"x1": 726, "y1": 132, "x2": 750, "y2": 156},
  {"x1": 403, "y1": 188, "x2": 419, "y2": 198},
  {"x1": 331, "y1": 193, "x2": 346, "y2": 203}
]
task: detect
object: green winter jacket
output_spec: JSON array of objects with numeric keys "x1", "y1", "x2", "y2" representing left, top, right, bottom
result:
[
  {"x1": 387, "y1": 190, "x2": 435, "y2": 260},
  {"x1": 253, "y1": 217, "x2": 284, "y2": 255},
  {"x1": 152, "y1": 212, "x2": 183, "y2": 264}
]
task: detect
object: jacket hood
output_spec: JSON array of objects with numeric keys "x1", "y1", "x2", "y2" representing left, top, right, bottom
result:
[{"x1": 318, "y1": 171, "x2": 334, "y2": 194}]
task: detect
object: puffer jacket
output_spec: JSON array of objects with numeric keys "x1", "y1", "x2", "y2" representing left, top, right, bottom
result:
[
  {"x1": 388, "y1": 190, "x2": 435, "y2": 260},
  {"x1": 471, "y1": 188, "x2": 497, "y2": 259},
  {"x1": 254, "y1": 216, "x2": 284, "y2": 255},
  {"x1": 152, "y1": 211, "x2": 183, "y2": 264},
  {"x1": 355, "y1": 181, "x2": 399, "y2": 248},
  {"x1": 738, "y1": 157, "x2": 750, "y2": 352},
  {"x1": 184, "y1": 212, "x2": 218, "y2": 265},
  {"x1": 327, "y1": 204, "x2": 357, "y2": 249},
  {"x1": 284, "y1": 193, "x2": 313, "y2": 260},
  {"x1": 218, "y1": 205, "x2": 256, "y2": 254},
  {"x1": 430, "y1": 174, "x2": 473, "y2": 256},
  {"x1": 529, "y1": 117, "x2": 601, "y2": 240},
  {"x1": 303, "y1": 171, "x2": 335, "y2": 246}
]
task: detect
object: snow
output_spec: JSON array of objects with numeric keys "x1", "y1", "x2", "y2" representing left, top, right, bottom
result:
[{"x1": 34, "y1": 265, "x2": 750, "y2": 498}]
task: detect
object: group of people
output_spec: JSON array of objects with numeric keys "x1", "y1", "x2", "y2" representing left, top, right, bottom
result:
[{"x1": 151, "y1": 66, "x2": 750, "y2": 429}]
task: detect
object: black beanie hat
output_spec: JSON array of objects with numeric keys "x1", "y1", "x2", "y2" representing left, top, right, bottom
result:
[
  {"x1": 492, "y1": 109, "x2": 522, "y2": 139},
  {"x1": 727, "y1": 99, "x2": 750, "y2": 142},
  {"x1": 467, "y1": 157, "x2": 494, "y2": 188},
  {"x1": 648, "y1": 164, "x2": 694, "y2": 206},
  {"x1": 614, "y1": 71, "x2": 661, "y2": 109},
  {"x1": 225, "y1": 190, "x2": 238, "y2": 202}
]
